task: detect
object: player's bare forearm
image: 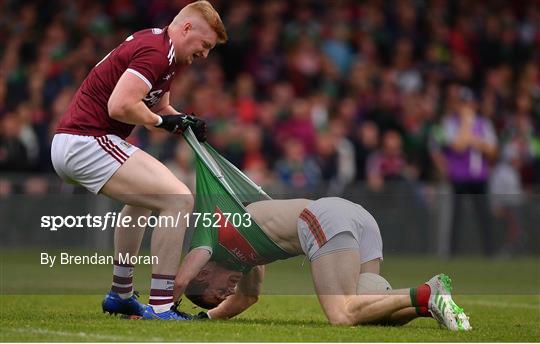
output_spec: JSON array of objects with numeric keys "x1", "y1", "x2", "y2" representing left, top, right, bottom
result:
[
  {"x1": 173, "y1": 248, "x2": 212, "y2": 301},
  {"x1": 207, "y1": 293, "x2": 258, "y2": 319},
  {"x1": 150, "y1": 92, "x2": 187, "y2": 116},
  {"x1": 144, "y1": 105, "x2": 179, "y2": 131},
  {"x1": 208, "y1": 265, "x2": 265, "y2": 319},
  {"x1": 159, "y1": 105, "x2": 181, "y2": 115},
  {"x1": 111, "y1": 100, "x2": 161, "y2": 126}
]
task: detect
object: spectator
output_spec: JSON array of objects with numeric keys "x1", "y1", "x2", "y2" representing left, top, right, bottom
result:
[
  {"x1": 245, "y1": 22, "x2": 283, "y2": 94},
  {"x1": 240, "y1": 124, "x2": 265, "y2": 172},
  {"x1": 440, "y1": 87, "x2": 498, "y2": 256},
  {"x1": 234, "y1": 73, "x2": 258, "y2": 123},
  {"x1": 488, "y1": 141, "x2": 526, "y2": 257},
  {"x1": 489, "y1": 101, "x2": 537, "y2": 256},
  {"x1": 0, "y1": 113, "x2": 31, "y2": 172},
  {"x1": 353, "y1": 121, "x2": 379, "y2": 181},
  {"x1": 328, "y1": 118, "x2": 356, "y2": 192},
  {"x1": 274, "y1": 137, "x2": 320, "y2": 188},
  {"x1": 275, "y1": 98, "x2": 316, "y2": 154},
  {"x1": 314, "y1": 131, "x2": 337, "y2": 182},
  {"x1": 366, "y1": 130, "x2": 407, "y2": 192}
]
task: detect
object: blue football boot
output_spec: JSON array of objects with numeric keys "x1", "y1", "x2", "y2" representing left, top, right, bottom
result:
[
  {"x1": 102, "y1": 290, "x2": 146, "y2": 316},
  {"x1": 142, "y1": 302, "x2": 193, "y2": 320}
]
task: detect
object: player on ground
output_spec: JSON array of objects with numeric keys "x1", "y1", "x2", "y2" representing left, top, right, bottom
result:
[
  {"x1": 174, "y1": 197, "x2": 472, "y2": 330},
  {"x1": 51, "y1": 1, "x2": 227, "y2": 320}
]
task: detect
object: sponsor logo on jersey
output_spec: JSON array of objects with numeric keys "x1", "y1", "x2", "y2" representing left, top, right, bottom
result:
[
  {"x1": 143, "y1": 90, "x2": 163, "y2": 107},
  {"x1": 215, "y1": 207, "x2": 268, "y2": 266}
]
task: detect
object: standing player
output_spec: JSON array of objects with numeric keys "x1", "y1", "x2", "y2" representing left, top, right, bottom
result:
[
  {"x1": 51, "y1": 1, "x2": 227, "y2": 320},
  {"x1": 174, "y1": 197, "x2": 472, "y2": 330}
]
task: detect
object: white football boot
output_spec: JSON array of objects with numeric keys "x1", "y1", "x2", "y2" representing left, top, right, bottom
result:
[{"x1": 425, "y1": 273, "x2": 472, "y2": 331}]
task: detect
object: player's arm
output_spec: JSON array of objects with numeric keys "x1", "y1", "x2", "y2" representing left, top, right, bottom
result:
[
  {"x1": 108, "y1": 71, "x2": 162, "y2": 126},
  {"x1": 150, "y1": 92, "x2": 180, "y2": 115},
  {"x1": 109, "y1": 77, "x2": 207, "y2": 140},
  {"x1": 149, "y1": 91, "x2": 208, "y2": 140},
  {"x1": 145, "y1": 92, "x2": 177, "y2": 131},
  {"x1": 150, "y1": 92, "x2": 206, "y2": 129},
  {"x1": 207, "y1": 265, "x2": 265, "y2": 319},
  {"x1": 173, "y1": 248, "x2": 212, "y2": 301}
]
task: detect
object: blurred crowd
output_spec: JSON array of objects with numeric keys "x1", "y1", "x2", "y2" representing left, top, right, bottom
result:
[
  {"x1": 1, "y1": 0, "x2": 540, "y2": 193},
  {"x1": 1, "y1": 0, "x2": 540, "y2": 256}
]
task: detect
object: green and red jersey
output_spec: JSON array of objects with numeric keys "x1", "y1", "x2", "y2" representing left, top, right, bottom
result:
[{"x1": 189, "y1": 206, "x2": 294, "y2": 273}]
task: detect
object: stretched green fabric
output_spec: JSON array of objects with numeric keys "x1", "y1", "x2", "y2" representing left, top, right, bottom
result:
[
  {"x1": 204, "y1": 143, "x2": 271, "y2": 204},
  {"x1": 183, "y1": 128, "x2": 293, "y2": 273}
]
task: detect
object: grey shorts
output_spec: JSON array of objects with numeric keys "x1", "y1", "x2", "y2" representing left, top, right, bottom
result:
[{"x1": 297, "y1": 197, "x2": 383, "y2": 263}]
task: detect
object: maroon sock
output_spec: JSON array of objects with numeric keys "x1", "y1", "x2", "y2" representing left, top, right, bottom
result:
[
  {"x1": 149, "y1": 274, "x2": 175, "y2": 313},
  {"x1": 111, "y1": 260, "x2": 134, "y2": 299},
  {"x1": 410, "y1": 284, "x2": 431, "y2": 308}
]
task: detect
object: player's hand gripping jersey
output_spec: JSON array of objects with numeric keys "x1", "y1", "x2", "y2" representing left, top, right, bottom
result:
[{"x1": 56, "y1": 27, "x2": 179, "y2": 138}]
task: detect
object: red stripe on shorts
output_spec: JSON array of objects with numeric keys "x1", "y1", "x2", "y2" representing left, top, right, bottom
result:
[
  {"x1": 304, "y1": 209, "x2": 328, "y2": 245},
  {"x1": 95, "y1": 136, "x2": 125, "y2": 164},
  {"x1": 300, "y1": 208, "x2": 327, "y2": 247},
  {"x1": 103, "y1": 136, "x2": 129, "y2": 161}
]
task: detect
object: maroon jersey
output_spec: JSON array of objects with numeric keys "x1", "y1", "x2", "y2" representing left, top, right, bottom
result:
[{"x1": 57, "y1": 27, "x2": 178, "y2": 138}]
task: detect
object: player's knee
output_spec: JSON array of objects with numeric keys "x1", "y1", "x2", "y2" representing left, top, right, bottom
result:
[
  {"x1": 178, "y1": 192, "x2": 194, "y2": 211},
  {"x1": 154, "y1": 190, "x2": 194, "y2": 214},
  {"x1": 163, "y1": 192, "x2": 194, "y2": 212}
]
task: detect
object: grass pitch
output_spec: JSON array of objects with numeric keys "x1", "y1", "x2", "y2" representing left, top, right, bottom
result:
[{"x1": 1, "y1": 252, "x2": 539, "y2": 342}]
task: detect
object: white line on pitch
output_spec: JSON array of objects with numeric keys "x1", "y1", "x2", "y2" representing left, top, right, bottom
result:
[{"x1": 5, "y1": 327, "x2": 164, "y2": 342}]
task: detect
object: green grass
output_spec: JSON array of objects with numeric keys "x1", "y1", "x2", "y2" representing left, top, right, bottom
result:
[{"x1": 1, "y1": 251, "x2": 539, "y2": 342}]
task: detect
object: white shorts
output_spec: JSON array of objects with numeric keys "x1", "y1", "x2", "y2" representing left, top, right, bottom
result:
[
  {"x1": 297, "y1": 197, "x2": 383, "y2": 263},
  {"x1": 51, "y1": 133, "x2": 139, "y2": 194}
]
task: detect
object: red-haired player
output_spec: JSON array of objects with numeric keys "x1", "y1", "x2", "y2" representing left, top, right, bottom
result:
[{"x1": 51, "y1": 1, "x2": 227, "y2": 320}]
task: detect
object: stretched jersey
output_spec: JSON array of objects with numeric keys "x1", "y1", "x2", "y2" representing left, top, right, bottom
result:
[
  {"x1": 189, "y1": 208, "x2": 295, "y2": 273},
  {"x1": 56, "y1": 27, "x2": 179, "y2": 139}
]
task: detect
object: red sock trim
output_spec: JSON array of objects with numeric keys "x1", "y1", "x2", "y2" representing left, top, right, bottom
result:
[
  {"x1": 415, "y1": 306, "x2": 432, "y2": 317},
  {"x1": 412, "y1": 284, "x2": 430, "y2": 308}
]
